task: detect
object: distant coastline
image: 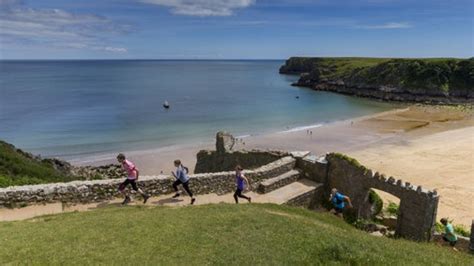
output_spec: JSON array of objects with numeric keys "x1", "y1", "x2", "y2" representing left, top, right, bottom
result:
[{"x1": 280, "y1": 57, "x2": 474, "y2": 104}]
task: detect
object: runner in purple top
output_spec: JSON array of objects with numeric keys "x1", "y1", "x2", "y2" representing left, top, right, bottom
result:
[{"x1": 233, "y1": 165, "x2": 251, "y2": 204}]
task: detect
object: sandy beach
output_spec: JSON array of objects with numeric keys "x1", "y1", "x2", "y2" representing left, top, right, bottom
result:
[{"x1": 78, "y1": 105, "x2": 473, "y2": 227}]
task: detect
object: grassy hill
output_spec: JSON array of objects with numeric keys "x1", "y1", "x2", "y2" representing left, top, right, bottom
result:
[
  {"x1": 0, "y1": 140, "x2": 78, "y2": 187},
  {"x1": 0, "y1": 140, "x2": 123, "y2": 188},
  {"x1": 0, "y1": 204, "x2": 471, "y2": 265},
  {"x1": 280, "y1": 57, "x2": 474, "y2": 101}
]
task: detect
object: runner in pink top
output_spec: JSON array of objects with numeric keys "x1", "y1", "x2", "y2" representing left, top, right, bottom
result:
[
  {"x1": 117, "y1": 153, "x2": 150, "y2": 205},
  {"x1": 122, "y1": 159, "x2": 138, "y2": 179}
]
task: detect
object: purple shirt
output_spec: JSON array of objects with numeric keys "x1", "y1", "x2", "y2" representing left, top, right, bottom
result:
[{"x1": 236, "y1": 173, "x2": 245, "y2": 190}]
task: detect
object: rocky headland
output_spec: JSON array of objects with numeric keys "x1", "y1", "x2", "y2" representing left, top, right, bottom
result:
[
  {"x1": 0, "y1": 140, "x2": 124, "y2": 188},
  {"x1": 280, "y1": 57, "x2": 474, "y2": 104}
]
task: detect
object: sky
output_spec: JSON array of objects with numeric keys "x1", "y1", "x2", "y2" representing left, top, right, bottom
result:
[{"x1": 0, "y1": 0, "x2": 473, "y2": 59}]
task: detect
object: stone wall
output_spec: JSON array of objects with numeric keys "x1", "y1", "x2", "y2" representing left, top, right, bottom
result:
[
  {"x1": 194, "y1": 149, "x2": 288, "y2": 173},
  {"x1": 294, "y1": 153, "x2": 328, "y2": 184},
  {"x1": 471, "y1": 220, "x2": 474, "y2": 252},
  {"x1": 325, "y1": 153, "x2": 439, "y2": 241},
  {"x1": 0, "y1": 156, "x2": 295, "y2": 207},
  {"x1": 286, "y1": 184, "x2": 325, "y2": 210}
]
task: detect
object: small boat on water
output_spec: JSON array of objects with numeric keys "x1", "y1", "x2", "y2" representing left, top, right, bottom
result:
[{"x1": 163, "y1": 101, "x2": 170, "y2": 109}]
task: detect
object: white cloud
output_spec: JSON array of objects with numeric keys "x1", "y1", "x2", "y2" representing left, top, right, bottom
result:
[
  {"x1": 0, "y1": 1, "x2": 130, "y2": 53},
  {"x1": 357, "y1": 22, "x2": 412, "y2": 29},
  {"x1": 140, "y1": 0, "x2": 255, "y2": 16},
  {"x1": 103, "y1": 47, "x2": 128, "y2": 53}
]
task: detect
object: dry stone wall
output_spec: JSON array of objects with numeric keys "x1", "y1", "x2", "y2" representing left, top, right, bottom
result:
[
  {"x1": 194, "y1": 149, "x2": 288, "y2": 173},
  {"x1": 325, "y1": 153, "x2": 439, "y2": 241},
  {"x1": 0, "y1": 156, "x2": 296, "y2": 207},
  {"x1": 295, "y1": 154, "x2": 328, "y2": 184},
  {"x1": 286, "y1": 184, "x2": 325, "y2": 210}
]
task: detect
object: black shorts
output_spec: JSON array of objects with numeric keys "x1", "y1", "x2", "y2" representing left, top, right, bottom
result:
[
  {"x1": 235, "y1": 188, "x2": 243, "y2": 196},
  {"x1": 119, "y1": 179, "x2": 138, "y2": 191},
  {"x1": 442, "y1": 236, "x2": 457, "y2": 247},
  {"x1": 334, "y1": 207, "x2": 344, "y2": 214}
]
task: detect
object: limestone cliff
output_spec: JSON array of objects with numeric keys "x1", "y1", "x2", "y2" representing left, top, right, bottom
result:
[{"x1": 280, "y1": 57, "x2": 474, "y2": 104}]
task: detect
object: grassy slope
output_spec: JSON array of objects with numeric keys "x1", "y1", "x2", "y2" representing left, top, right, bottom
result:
[
  {"x1": 0, "y1": 140, "x2": 78, "y2": 187},
  {"x1": 0, "y1": 204, "x2": 471, "y2": 265}
]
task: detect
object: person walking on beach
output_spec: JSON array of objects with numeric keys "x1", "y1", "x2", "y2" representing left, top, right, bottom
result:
[
  {"x1": 117, "y1": 153, "x2": 150, "y2": 205},
  {"x1": 329, "y1": 188, "x2": 352, "y2": 218},
  {"x1": 234, "y1": 165, "x2": 251, "y2": 204},
  {"x1": 440, "y1": 218, "x2": 458, "y2": 251},
  {"x1": 171, "y1": 160, "x2": 196, "y2": 205}
]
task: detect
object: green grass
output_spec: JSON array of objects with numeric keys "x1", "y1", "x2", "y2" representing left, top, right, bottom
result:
[
  {"x1": 0, "y1": 204, "x2": 471, "y2": 265},
  {"x1": 0, "y1": 140, "x2": 83, "y2": 187}
]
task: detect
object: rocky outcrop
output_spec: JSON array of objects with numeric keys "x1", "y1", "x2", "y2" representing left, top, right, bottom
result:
[
  {"x1": 280, "y1": 57, "x2": 474, "y2": 104},
  {"x1": 216, "y1": 131, "x2": 235, "y2": 153},
  {"x1": 0, "y1": 139, "x2": 126, "y2": 188}
]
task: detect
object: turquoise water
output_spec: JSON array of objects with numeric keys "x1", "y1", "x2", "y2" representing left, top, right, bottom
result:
[{"x1": 0, "y1": 60, "x2": 394, "y2": 159}]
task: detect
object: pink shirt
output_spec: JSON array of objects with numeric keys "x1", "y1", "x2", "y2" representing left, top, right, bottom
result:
[{"x1": 122, "y1": 159, "x2": 138, "y2": 179}]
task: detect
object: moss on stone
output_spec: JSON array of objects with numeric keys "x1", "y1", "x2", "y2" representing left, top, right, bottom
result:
[{"x1": 328, "y1": 153, "x2": 369, "y2": 173}]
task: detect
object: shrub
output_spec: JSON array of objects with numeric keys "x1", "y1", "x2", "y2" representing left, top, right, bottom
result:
[
  {"x1": 435, "y1": 221, "x2": 470, "y2": 237},
  {"x1": 385, "y1": 201, "x2": 399, "y2": 215},
  {"x1": 368, "y1": 189, "x2": 383, "y2": 216}
]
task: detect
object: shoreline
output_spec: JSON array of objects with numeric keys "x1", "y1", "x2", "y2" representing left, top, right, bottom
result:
[{"x1": 70, "y1": 107, "x2": 409, "y2": 169}]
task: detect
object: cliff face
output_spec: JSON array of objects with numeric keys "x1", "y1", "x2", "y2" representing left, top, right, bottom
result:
[{"x1": 280, "y1": 57, "x2": 474, "y2": 103}]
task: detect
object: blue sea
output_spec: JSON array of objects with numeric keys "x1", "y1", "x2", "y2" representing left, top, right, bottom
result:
[{"x1": 0, "y1": 60, "x2": 394, "y2": 160}]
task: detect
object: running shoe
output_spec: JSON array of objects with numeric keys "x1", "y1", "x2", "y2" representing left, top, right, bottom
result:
[
  {"x1": 122, "y1": 196, "x2": 131, "y2": 205},
  {"x1": 143, "y1": 194, "x2": 150, "y2": 204}
]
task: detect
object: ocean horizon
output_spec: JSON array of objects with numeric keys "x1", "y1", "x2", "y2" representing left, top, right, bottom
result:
[{"x1": 0, "y1": 60, "x2": 395, "y2": 161}]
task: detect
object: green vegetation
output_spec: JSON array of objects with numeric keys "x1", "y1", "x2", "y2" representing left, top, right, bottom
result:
[
  {"x1": 368, "y1": 189, "x2": 383, "y2": 216},
  {"x1": 0, "y1": 204, "x2": 471, "y2": 265},
  {"x1": 435, "y1": 220, "x2": 471, "y2": 238},
  {"x1": 280, "y1": 57, "x2": 474, "y2": 98},
  {"x1": 328, "y1": 153, "x2": 369, "y2": 173},
  {"x1": 454, "y1": 224, "x2": 471, "y2": 237},
  {"x1": 280, "y1": 57, "x2": 390, "y2": 76},
  {"x1": 0, "y1": 140, "x2": 82, "y2": 187},
  {"x1": 385, "y1": 201, "x2": 399, "y2": 216}
]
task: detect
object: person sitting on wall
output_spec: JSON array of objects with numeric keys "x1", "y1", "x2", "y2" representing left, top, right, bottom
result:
[
  {"x1": 440, "y1": 218, "x2": 458, "y2": 251},
  {"x1": 329, "y1": 188, "x2": 353, "y2": 218}
]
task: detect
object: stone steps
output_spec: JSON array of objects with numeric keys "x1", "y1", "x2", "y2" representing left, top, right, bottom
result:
[
  {"x1": 250, "y1": 156, "x2": 296, "y2": 181},
  {"x1": 257, "y1": 169, "x2": 300, "y2": 194},
  {"x1": 257, "y1": 179, "x2": 322, "y2": 206}
]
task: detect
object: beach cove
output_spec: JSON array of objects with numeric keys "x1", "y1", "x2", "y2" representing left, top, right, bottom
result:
[{"x1": 72, "y1": 105, "x2": 473, "y2": 227}]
